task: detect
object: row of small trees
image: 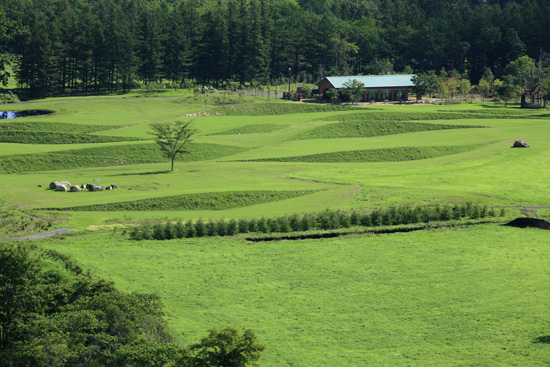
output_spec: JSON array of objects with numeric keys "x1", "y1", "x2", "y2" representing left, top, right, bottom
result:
[{"x1": 129, "y1": 203, "x2": 505, "y2": 241}]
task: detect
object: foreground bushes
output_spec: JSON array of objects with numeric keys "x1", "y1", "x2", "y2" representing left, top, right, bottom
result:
[{"x1": 129, "y1": 203, "x2": 505, "y2": 240}]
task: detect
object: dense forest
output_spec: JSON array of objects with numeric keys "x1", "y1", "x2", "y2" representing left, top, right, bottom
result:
[{"x1": 0, "y1": 0, "x2": 549, "y2": 97}]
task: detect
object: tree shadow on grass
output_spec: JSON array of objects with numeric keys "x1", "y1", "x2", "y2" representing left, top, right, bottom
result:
[
  {"x1": 534, "y1": 336, "x2": 550, "y2": 344},
  {"x1": 109, "y1": 170, "x2": 172, "y2": 176}
]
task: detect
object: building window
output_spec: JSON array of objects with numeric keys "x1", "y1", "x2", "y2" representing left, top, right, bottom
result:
[
  {"x1": 380, "y1": 90, "x2": 392, "y2": 101},
  {"x1": 367, "y1": 90, "x2": 378, "y2": 102},
  {"x1": 395, "y1": 90, "x2": 406, "y2": 101}
]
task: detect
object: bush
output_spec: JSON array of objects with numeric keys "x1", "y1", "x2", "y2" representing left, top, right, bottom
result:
[
  {"x1": 174, "y1": 220, "x2": 186, "y2": 239},
  {"x1": 194, "y1": 219, "x2": 206, "y2": 237}
]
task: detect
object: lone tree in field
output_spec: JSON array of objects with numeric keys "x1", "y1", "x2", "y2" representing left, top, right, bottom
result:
[{"x1": 149, "y1": 121, "x2": 194, "y2": 171}]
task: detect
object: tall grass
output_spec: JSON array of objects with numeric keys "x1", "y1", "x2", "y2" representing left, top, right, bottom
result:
[
  {"x1": 209, "y1": 124, "x2": 288, "y2": 135},
  {"x1": 295, "y1": 120, "x2": 484, "y2": 140},
  {"x1": 46, "y1": 190, "x2": 318, "y2": 211},
  {"x1": 242, "y1": 145, "x2": 478, "y2": 163},
  {"x1": 209, "y1": 103, "x2": 361, "y2": 116},
  {"x1": 0, "y1": 142, "x2": 251, "y2": 173},
  {"x1": 0, "y1": 121, "x2": 126, "y2": 133},
  {"x1": 0, "y1": 131, "x2": 142, "y2": 144}
]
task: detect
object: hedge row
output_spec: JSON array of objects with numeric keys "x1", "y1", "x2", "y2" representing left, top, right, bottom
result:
[{"x1": 129, "y1": 203, "x2": 505, "y2": 241}]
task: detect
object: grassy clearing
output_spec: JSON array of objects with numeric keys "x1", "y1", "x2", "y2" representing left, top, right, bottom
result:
[
  {"x1": 294, "y1": 120, "x2": 484, "y2": 140},
  {"x1": 243, "y1": 145, "x2": 478, "y2": 163},
  {"x1": 46, "y1": 190, "x2": 318, "y2": 211},
  {"x1": 42, "y1": 224, "x2": 550, "y2": 366}
]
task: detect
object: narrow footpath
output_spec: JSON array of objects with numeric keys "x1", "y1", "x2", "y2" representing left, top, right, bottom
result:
[{"x1": 0, "y1": 227, "x2": 76, "y2": 242}]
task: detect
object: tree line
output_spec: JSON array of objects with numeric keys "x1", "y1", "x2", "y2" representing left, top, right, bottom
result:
[{"x1": 1, "y1": 0, "x2": 550, "y2": 97}]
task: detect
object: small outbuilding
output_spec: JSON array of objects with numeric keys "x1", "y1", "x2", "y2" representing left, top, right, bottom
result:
[{"x1": 317, "y1": 74, "x2": 415, "y2": 102}]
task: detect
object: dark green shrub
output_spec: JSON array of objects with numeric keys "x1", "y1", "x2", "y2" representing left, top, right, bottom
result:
[
  {"x1": 185, "y1": 220, "x2": 196, "y2": 238},
  {"x1": 350, "y1": 211, "x2": 359, "y2": 225},
  {"x1": 480, "y1": 205, "x2": 488, "y2": 218},
  {"x1": 277, "y1": 216, "x2": 291, "y2": 233},
  {"x1": 129, "y1": 226, "x2": 143, "y2": 241},
  {"x1": 370, "y1": 210, "x2": 382, "y2": 226},
  {"x1": 500, "y1": 207, "x2": 506, "y2": 217},
  {"x1": 141, "y1": 224, "x2": 152, "y2": 240},
  {"x1": 470, "y1": 205, "x2": 480, "y2": 219},
  {"x1": 488, "y1": 208, "x2": 496, "y2": 217},
  {"x1": 382, "y1": 210, "x2": 393, "y2": 226},
  {"x1": 164, "y1": 222, "x2": 174, "y2": 240},
  {"x1": 174, "y1": 220, "x2": 186, "y2": 239},
  {"x1": 195, "y1": 219, "x2": 206, "y2": 237},
  {"x1": 338, "y1": 211, "x2": 351, "y2": 228},
  {"x1": 267, "y1": 218, "x2": 279, "y2": 233},
  {"x1": 216, "y1": 219, "x2": 226, "y2": 236},
  {"x1": 226, "y1": 219, "x2": 238, "y2": 236},
  {"x1": 206, "y1": 221, "x2": 217, "y2": 236},
  {"x1": 452, "y1": 205, "x2": 461, "y2": 220},
  {"x1": 247, "y1": 218, "x2": 258, "y2": 233},
  {"x1": 289, "y1": 214, "x2": 301, "y2": 232},
  {"x1": 257, "y1": 218, "x2": 268, "y2": 233},
  {"x1": 238, "y1": 218, "x2": 250, "y2": 233},
  {"x1": 359, "y1": 213, "x2": 371, "y2": 226},
  {"x1": 153, "y1": 223, "x2": 165, "y2": 240},
  {"x1": 439, "y1": 205, "x2": 452, "y2": 221},
  {"x1": 301, "y1": 214, "x2": 312, "y2": 231}
]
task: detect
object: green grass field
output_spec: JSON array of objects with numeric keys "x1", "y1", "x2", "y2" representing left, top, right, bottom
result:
[
  {"x1": 41, "y1": 224, "x2": 550, "y2": 366},
  {"x1": 2, "y1": 94, "x2": 550, "y2": 365}
]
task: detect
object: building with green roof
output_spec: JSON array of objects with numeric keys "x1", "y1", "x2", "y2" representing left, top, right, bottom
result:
[{"x1": 317, "y1": 74, "x2": 416, "y2": 102}]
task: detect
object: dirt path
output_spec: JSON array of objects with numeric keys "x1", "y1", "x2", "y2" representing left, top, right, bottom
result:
[{"x1": 0, "y1": 227, "x2": 76, "y2": 242}]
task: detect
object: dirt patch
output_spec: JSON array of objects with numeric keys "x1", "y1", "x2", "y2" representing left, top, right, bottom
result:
[{"x1": 505, "y1": 217, "x2": 550, "y2": 230}]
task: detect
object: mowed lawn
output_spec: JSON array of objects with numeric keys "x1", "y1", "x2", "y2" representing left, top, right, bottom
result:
[{"x1": 44, "y1": 224, "x2": 550, "y2": 366}]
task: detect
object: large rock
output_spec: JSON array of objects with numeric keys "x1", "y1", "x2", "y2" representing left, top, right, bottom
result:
[
  {"x1": 513, "y1": 140, "x2": 530, "y2": 148},
  {"x1": 58, "y1": 181, "x2": 71, "y2": 187},
  {"x1": 86, "y1": 183, "x2": 104, "y2": 192},
  {"x1": 49, "y1": 181, "x2": 58, "y2": 189},
  {"x1": 70, "y1": 185, "x2": 82, "y2": 192},
  {"x1": 55, "y1": 185, "x2": 68, "y2": 192}
]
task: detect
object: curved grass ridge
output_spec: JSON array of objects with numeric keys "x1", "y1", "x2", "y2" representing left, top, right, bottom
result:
[
  {"x1": 295, "y1": 120, "x2": 483, "y2": 140},
  {"x1": 46, "y1": 190, "x2": 319, "y2": 211},
  {"x1": 241, "y1": 145, "x2": 478, "y2": 163},
  {"x1": 0, "y1": 131, "x2": 143, "y2": 144},
  {"x1": 209, "y1": 102, "x2": 362, "y2": 116},
  {"x1": 0, "y1": 143, "x2": 251, "y2": 173},
  {"x1": 323, "y1": 111, "x2": 519, "y2": 122},
  {"x1": 209, "y1": 123, "x2": 288, "y2": 135},
  {"x1": 0, "y1": 121, "x2": 126, "y2": 133}
]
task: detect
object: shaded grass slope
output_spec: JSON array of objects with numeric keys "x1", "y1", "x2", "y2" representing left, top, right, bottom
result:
[
  {"x1": 0, "y1": 121, "x2": 126, "y2": 133},
  {"x1": 47, "y1": 190, "x2": 318, "y2": 211},
  {"x1": 0, "y1": 142, "x2": 251, "y2": 173},
  {"x1": 295, "y1": 120, "x2": 484, "y2": 140},
  {"x1": 209, "y1": 102, "x2": 361, "y2": 116},
  {"x1": 0, "y1": 131, "x2": 142, "y2": 144},
  {"x1": 323, "y1": 111, "x2": 525, "y2": 122},
  {"x1": 242, "y1": 145, "x2": 477, "y2": 163},
  {"x1": 209, "y1": 123, "x2": 288, "y2": 136}
]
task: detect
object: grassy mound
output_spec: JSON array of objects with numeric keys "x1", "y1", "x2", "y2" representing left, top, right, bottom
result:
[
  {"x1": 295, "y1": 120, "x2": 483, "y2": 140},
  {"x1": 323, "y1": 111, "x2": 515, "y2": 122},
  {"x1": 243, "y1": 145, "x2": 477, "y2": 163},
  {"x1": 209, "y1": 102, "x2": 360, "y2": 116},
  {"x1": 0, "y1": 143, "x2": 251, "y2": 173},
  {"x1": 0, "y1": 121, "x2": 125, "y2": 133},
  {"x1": 59, "y1": 142, "x2": 250, "y2": 161},
  {"x1": 47, "y1": 190, "x2": 319, "y2": 211},
  {"x1": 0, "y1": 131, "x2": 142, "y2": 144},
  {"x1": 209, "y1": 123, "x2": 288, "y2": 135}
]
